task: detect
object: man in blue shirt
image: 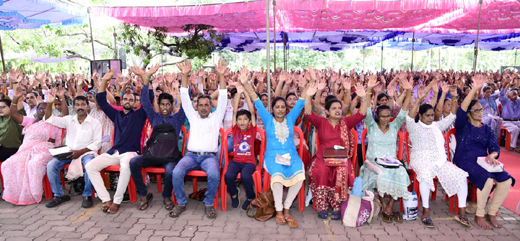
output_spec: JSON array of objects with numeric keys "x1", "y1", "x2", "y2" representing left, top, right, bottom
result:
[
  {"x1": 85, "y1": 68, "x2": 154, "y2": 214},
  {"x1": 129, "y1": 65, "x2": 186, "y2": 211}
]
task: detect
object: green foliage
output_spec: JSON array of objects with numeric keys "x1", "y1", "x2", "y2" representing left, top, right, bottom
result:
[{"x1": 118, "y1": 23, "x2": 224, "y2": 68}]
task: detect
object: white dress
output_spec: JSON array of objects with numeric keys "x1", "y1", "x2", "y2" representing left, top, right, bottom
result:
[{"x1": 405, "y1": 114, "x2": 468, "y2": 196}]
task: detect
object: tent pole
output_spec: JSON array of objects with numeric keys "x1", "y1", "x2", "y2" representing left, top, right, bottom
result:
[
  {"x1": 515, "y1": 49, "x2": 518, "y2": 66},
  {"x1": 362, "y1": 48, "x2": 365, "y2": 71},
  {"x1": 266, "y1": 0, "x2": 271, "y2": 112},
  {"x1": 0, "y1": 35, "x2": 6, "y2": 72},
  {"x1": 438, "y1": 48, "x2": 441, "y2": 69},
  {"x1": 381, "y1": 44, "x2": 384, "y2": 72},
  {"x1": 473, "y1": 0, "x2": 483, "y2": 72},
  {"x1": 411, "y1": 31, "x2": 415, "y2": 71},
  {"x1": 88, "y1": 7, "x2": 96, "y2": 61},
  {"x1": 273, "y1": 0, "x2": 276, "y2": 72}
]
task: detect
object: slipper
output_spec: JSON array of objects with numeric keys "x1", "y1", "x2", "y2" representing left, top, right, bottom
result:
[
  {"x1": 422, "y1": 217, "x2": 435, "y2": 228},
  {"x1": 331, "y1": 211, "x2": 341, "y2": 221},
  {"x1": 393, "y1": 211, "x2": 404, "y2": 223},
  {"x1": 205, "y1": 206, "x2": 217, "y2": 219},
  {"x1": 285, "y1": 216, "x2": 298, "y2": 228},
  {"x1": 455, "y1": 215, "x2": 471, "y2": 228},
  {"x1": 169, "y1": 205, "x2": 186, "y2": 218},
  {"x1": 382, "y1": 212, "x2": 393, "y2": 223},
  {"x1": 275, "y1": 215, "x2": 286, "y2": 225},
  {"x1": 317, "y1": 211, "x2": 328, "y2": 220},
  {"x1": 163, "y1": 199, "x2": 174, "y2": 211},
  {"x1": 138, "y1": 193, "x2": 153, "y2": 211}
]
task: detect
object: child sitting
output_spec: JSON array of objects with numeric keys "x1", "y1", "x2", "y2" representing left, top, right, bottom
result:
[{"x1": 224, "y1": 84, "x2": 256, "y2": 210}]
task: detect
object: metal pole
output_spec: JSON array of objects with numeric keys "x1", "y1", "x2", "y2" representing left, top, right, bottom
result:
[
  {"x1": 266, "y1": 0, "x2": 271, "y2": 112},
  {"x1": 515, "y1": 49, "x2": 518, "y2": 66},
  {"x1": 273, "y1": 0, "x2": 276, "y2": 72},
  {"x1": 0, "y1": 35, "x2": 6, "y2": 72},
  {"x1": 113, "y1": 30, "x2": 117, "y2": 59},
  {"x1": 473, "y1": 0, "x2": 483, "y2": 72},
  {"x1": 88, "y1": 7, "x2": 96, "y2": 60},
  {"x1": 362, "y1": 48, "x2": 365, "y2": 71},
  {"x1": 438, "y1": 48, "x2": 441, "y2": 69},
  {"x1": 283, "y1": 34, "x2": 287, "y2": 70},
  {"x1": 411, "y1": 32, "x2": 415, "y2": 71},
  {"x1": 381, "y1": 44, "x2": 384, "y2": 72}
]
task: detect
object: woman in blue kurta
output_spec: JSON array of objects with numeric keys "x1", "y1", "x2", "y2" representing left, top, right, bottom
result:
[
  {"x1": 241, "y1": 71, "x2": 306, "y2": 228},
  {"x1": 359, "y1": 75, "x2": 412, "y2": 223},
  {"x1": 453, "y1": 75, "x2": 515, "y2": 230}
]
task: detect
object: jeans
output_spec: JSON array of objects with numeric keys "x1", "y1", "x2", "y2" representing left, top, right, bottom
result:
[
  {"x1": 217, "y1": 135, "x2": 234, "y2": 168},
  {"x1": 46, "y1": 154, "x2": 95, "y2": 197},
  {"x1": 130, "y1": 155, "x2": 177, "y2": 199},
  {"x1": 172, "y1": 152, "x2": 220, "y2": 206},
  {"x1": 224, "y1": 160, "x2": 256, "y2": 200}
]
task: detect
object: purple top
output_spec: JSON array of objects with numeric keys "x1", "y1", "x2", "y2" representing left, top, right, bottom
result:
[{"x1": 499, "y1": 88, "x2": 520, "y2": 120}]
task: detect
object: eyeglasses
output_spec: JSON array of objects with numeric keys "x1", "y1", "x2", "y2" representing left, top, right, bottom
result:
[{"x1": 469, "y1": 108, "x2": 484, "y2": 113}]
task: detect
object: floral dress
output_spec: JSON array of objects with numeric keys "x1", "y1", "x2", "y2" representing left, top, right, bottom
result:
[
  {"x1": 406, "y1": 114, "x2": 468, "y2": 196},
  {"x1": 359, "y1": 107, "x2": 410, "y2": 200}
]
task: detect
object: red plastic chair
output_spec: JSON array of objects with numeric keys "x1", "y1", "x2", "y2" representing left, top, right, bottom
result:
[
  {"x1": 220, "y1": 127, "x2": 266, "y2": 211},
  {"x1": 172, "y1": 128, "x2": 225, "y2": 210},
  {"x1": 497, "y1": 104, "x2": 512, "y2": 150},
  {"x1": 262, "y1": 127, "x2": 306, "y2": 212}
]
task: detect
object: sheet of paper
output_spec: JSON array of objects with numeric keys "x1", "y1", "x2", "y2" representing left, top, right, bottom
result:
[{"x1": 49, "y1": 146, "x2": 71, "y2": 156}]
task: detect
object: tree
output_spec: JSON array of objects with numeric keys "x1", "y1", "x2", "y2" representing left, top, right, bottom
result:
[{"x1": 118, "y1": 23, "x2": 224, "y2": 68}]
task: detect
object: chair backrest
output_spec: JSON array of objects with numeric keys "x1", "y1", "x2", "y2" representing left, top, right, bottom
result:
[
  {"x1": 404, "y1": 131, "x2": 410, "y2": 165},
  {"x1": 222, "y1": 127, "x2": 266, "y2": 173},
  {"x1": 445, "y1": 128, "x2": 456, "y2": 163},
  {"x1": 294, "y1": 127, "x2": 304, "y2": 159},
  {"x1": 181, "y1": 126, "x2": 187, "y2": 155},
  {"x1": 361, "y1": 128, "x2": 367, "y2": 162}
]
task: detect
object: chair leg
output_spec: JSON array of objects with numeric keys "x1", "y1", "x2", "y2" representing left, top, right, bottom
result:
[
  {"x1": 192, "y1": 177, "x2": 198, "y2": 192},
  {"x1": 128, "y1": 177, "x2": 137, "y2": 203},
  {"x1": 298, "y1": 185, "x2": 305, "y2": 212},
  {"x1": 221, "y1": 176, "x2": 227, "y2": 211},
  {"x1": 43, "y1": 175, "x2": 53, "y2": 200},
  {"x1": 505, "y1": 132, "x2": 511, "y2": 151}
]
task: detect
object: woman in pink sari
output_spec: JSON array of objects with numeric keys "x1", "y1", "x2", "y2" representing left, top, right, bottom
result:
[{"x1": 2, "y1": 90, "x2": 61, "y2": 205}]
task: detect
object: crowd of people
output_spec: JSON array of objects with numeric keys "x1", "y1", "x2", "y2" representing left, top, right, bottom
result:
[{"x1": 0, "y1": 62, "x2": 518, "y2": 230}]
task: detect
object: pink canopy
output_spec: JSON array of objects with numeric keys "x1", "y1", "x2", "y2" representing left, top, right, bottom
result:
[{"x1": 92, "y1": 0, "x2": 520, "y2": 34}]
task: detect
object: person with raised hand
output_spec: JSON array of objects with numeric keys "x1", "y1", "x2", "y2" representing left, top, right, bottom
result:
[
  {"x1": 170, "y1": 59, "x2": 227, "y2": 219},
  {"x1": 453, "y1": 75, "x2": 515, "y2": 229},
  {"x1": 85, "y1": 68, "x2": 149, "y2": 214},
  {"x1": 304, "y1": 81, "x2": 367, "y2": 220},
  {"x1": 359, "y1": 76, "x2": 412, "y2": 224},
  {"x1": 128, "y1": 64, "x2": 186, "y2": 212},
  {"x1": 241, "y1": 64, "x2": 307, "y2": 228},
  {"x1": 406, "y1": 83, "x2": 470, "y2": 228},
  {"x1": 1, "y1": 87, "x2": 62, "y2": 205},
  {"x1": 498, "y1": 73, "x2": 520, "y2": 153},
  {"x1": 44, "y1": 84, "x2": 101, "y2": 209}
]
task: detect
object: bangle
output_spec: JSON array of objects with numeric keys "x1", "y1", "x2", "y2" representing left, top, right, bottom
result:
[
  {"x1": 360, "y1": 99, "x2": 366, "y2": 102},
  {"x1": 12, "y1": 103, "x2": 17, "y2": 106}
]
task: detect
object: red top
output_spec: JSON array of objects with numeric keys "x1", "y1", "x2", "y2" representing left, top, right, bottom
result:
[{"x1": 232, "y1": 124, "x2": 256, "y2": 164}]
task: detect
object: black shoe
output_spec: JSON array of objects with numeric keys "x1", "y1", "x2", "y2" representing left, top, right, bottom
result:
[
  {"x1": 45, "y1": 195, "x2": 71, "y2": 208},
  {"x1": 122, "y1": 193, "x2": 130, "y2": 203},
  {"x1": 231, "y1": 188, "x2": 240, "y2": 208},
  {"x1": 81, "y1": 196, "x2": 93, "y2": 208},
  {"x1": 241, "y1": 198, "x2": 253, "y2": 211}
]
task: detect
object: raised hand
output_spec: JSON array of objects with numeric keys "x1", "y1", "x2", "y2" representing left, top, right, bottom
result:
[
  {"x1": 130, "y1": 66, "x2": 145, "y2": 77},
  {"x1": 35, "y1": 71, "x2": 45, "y2": 82},
  {"x1": 9, "y1": 68, "x2": 21, "y2": 82},
  {"x1": 215, "y1": 59, "x2": 227, "y2": 76},
  {"x1": 317, "y1": 77, "x2": 327, "y2": 91},
  {"x1": 417, "y1": 85, "x2": 428, "y2": 100},
  {"x1": 367, "y1": 74, "x2": 378, "y2": 89},
  {"x1": 441, "y1": 82, "x2": 449, "y2": 93},
  {"x1": 279, "y1": 71, "x2": 289, "y2": 83},
  {"x1": 341, "y1": 76, "x2": 351, "y2": 91},
  {"x1": 387, "y1": 81, "x2": 397, "y2": 97},
  {"x1": 12, "y1": 87, "x2": 23, "y2": 101},
  {"x1": 147, "y1": 64, "x2": 161, "y2": 78},
  {"x1": 449, "y1": 85, "x2": 458, "y2": 98},
  {"x1": 176, "y1": 59, "x2": 192, "y2": 75},
  {"x1": 308, "y1": 66, "x2": 317, "y2": 81},
  {"x1": 47, "y1": 88, "x2": 57, "y2": 103},
  {"x1": 354, "y1": 83, "x2": 366, "y2": 98},
  {"x1": 401, "y1": 77, "x2": 413, "y2": 90},
  {"x1": 189, "y1": 74, "x2": 197, "y2": 85},
  {"x1": 102, "y1": 69, "x2": 114, "y2": 82},
  {"x1": 306, "y1": 82, "x2": 318, "y2": 97},
  {"x1": 239, "y1": 66, "x2": 250, "y2": 85}
]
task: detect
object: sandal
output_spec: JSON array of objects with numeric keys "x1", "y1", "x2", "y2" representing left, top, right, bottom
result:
[
  {"x1": 169, "y1": 205, "x2": 186, "y2": 218},
  {"x1": 275, "y1": 215, "x2": 286, "y2": 225},
  {"x1": 382, "y1": 212, "x2": 393, "y2": 223},
  {"x1": 422, "y1": 217, "x2": 435, "y2": 228},
  {"x1": 163, "y1": 199, "x2": 174, "y2": 211},
  {"x1": 138, "y1": 193, "x2": 153, "y2": 211},
  {"x1": 285, "y1": 216, "x2": 299, "y2": 228},
  {"x1": 393, "y1": 211, "x2": 404, "y2": 222},
  {"x1": 455, "y1": 215, "x2": 471, "y2": 228},
  {"x1": 205, "y1": 206, "x2": 217, "y2": 219},
  {"x1": 317, "y1": 211, "x2": 328, "y2": 220},
  {"x1": 331, "y1": 211, "x2": 341, "y2": 221}
]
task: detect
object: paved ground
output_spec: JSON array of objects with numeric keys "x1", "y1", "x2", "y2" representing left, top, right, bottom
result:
[{"x1": 0, "y1": 179, "x2": 519, "y2": 241}]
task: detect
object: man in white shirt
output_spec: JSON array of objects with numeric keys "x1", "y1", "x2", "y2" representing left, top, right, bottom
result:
[
  {"x1": 44, "y1": 93, "x2": 102, "y2": 209},
  {"x1": 24, "y1": 91, "x2": 38, "y2": 118},
  {"x1": 170, "y1": 59, "x2": 227, "y2": 219}
]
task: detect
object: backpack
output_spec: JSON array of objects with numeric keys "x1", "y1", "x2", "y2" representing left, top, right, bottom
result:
[{"x1": 142, "y1": 124, "x2": 181, "y2": 164}]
